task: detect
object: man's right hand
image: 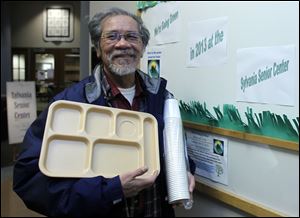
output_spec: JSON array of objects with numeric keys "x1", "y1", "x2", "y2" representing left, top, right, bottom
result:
[{"x1": 119, "y1": 167, "x2": 158, "y2": 198}]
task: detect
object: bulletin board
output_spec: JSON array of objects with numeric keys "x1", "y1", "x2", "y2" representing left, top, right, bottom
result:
[{"x1": 139, "y1": 1, "x2": 299, "y2": 216}]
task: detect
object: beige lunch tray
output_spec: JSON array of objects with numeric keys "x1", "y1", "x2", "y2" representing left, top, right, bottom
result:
[{"x1": 39, "y1": 100, "x2": 160, "y2": 179}]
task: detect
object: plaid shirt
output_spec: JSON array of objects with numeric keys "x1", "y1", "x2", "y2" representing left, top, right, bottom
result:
[
  {"x1": 103, "y1": 71, "x2": 144, "y2": 110},
  {"x1": 101, "y1": 71, "x2": 161, "y2": 217}
]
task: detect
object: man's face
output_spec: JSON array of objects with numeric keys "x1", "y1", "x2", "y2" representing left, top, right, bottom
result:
[{"x1": 98, "y1": 15, "x2": 144, "y2": 76}]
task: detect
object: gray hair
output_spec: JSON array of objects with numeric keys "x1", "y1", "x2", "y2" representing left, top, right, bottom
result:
[{"x1": 88, "y1": 8, "x2": 150, "y2": 51}]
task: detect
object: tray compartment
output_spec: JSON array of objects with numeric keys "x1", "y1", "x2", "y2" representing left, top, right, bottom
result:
[
  {"x1": 143, "y1": 117, "x2": 160, "y2": 177},
  {"x1": 116, "y1": 112, "x2": 140, "y2": 139},
  {"x1": 85, "y1": 108, "x2": 114, "y2": 137},
  {"x1": 50, "y1": 103, "x2": 83, "y2": 134},
  {"x1": 42, "y1": 135, "x2": 90, "y2": 177},
  {"x1": 91, "y1": 139, "x2": 143, "y2": 178}
]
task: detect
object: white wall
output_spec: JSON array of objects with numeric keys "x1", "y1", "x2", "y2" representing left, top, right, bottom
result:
[
  {"x1": 140, "y1": 1, "x2": 299, "y2": 217},
  {"x1": 141, "y1": 1, "x2": 299, "y2": 121}
]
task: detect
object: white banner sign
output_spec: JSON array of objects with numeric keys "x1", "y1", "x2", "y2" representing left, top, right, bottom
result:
[
  {"x1": 185, "y1": 129, "x2": 228, "y2": 185},
  {"x1": 142, "y1": 1, "x2": 181, "y2": 45},
  {"x1": 236, "y1": 45, "x2": 295, "y2": 105},
  {"x1": 187, "y1": 17, "x2": 228, "y2": 67},
  {"x1": 6, "y1": 81, "x2": 37, "y2": 144}
]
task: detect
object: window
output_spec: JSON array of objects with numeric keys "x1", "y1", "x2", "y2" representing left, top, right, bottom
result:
[
  {"x1": 12, "y1": 54, "x2": 25, "y2": 81},
  {"x1": 43, "y1": 5, "x2": 74, "y2": 42},
  {"x1": 35, "y1": 54, "x2": 55, "y2": 81}
]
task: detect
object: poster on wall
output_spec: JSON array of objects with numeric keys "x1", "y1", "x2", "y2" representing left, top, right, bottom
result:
[
  {"x1": 236, "y1": 45, "x2": 295, "y2": 106},
  {"x1": 146, "y1": 47, "x2": 162, "y2": 78},
  {"x1": 142, "y1": 46, "x2": 163, "y2": 78},
  {"x1": 185, "y1": 129, "x2": 228, "y2": 185},
  {"x1": 142, "y1": 1, "x2": 181, "y2": 45},
  {"x1": 187, "y1": 16, "x2": 228, "y2": 67},
  {"x1": 6, "y1": 81, "x2": 37, "y2": 144}
]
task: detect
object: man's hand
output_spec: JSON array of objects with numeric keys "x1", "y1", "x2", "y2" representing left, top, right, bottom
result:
[
  {"x1": 188, "y1": 171, "x2": 195, "y2": 200},
  {"x1": 120, "y1": 167, "x2": 159, "y2": 198}
]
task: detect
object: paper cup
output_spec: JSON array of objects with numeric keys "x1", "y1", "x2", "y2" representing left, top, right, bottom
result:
[
  {"x1": 163, "y1": 98, "x2": 190, "y2": 204},
  {"x1": 164, "y1": 98, "x2": 181, "y2": 119}
]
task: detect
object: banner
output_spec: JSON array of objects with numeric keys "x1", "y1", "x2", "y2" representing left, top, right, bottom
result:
[
  {"x1": 236, "y1": 45, "x2": 295, "y2": 106},
  {"x1": 187, "y1": 17, "x2": 228, "y2": 67},
  {"x1": 142, "y1": 1, "x2": 181, "y2": 45}
]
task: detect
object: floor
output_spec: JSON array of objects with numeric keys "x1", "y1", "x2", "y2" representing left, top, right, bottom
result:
[
  {"x1": 1, "y1": 166, "x2": 45, "y2": 217},
  {"x1": 1, "y1": 138, "x2": 44, "y2": 217}
]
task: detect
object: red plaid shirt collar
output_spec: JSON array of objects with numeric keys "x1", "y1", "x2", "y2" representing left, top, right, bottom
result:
[{"x1": 103, "y1": 70, "x2": 144, "y2": 110}]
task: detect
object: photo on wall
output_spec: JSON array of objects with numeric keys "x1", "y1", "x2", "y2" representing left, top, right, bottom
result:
[
  {"x1": 213, "y1": 139, "x2": 224, "y2": 156},
  {"x1": 148, "y1": 59, "x2": 160, "y2": 78}
]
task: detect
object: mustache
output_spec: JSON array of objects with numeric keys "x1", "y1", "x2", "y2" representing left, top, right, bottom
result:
[{"x1": 108, "y1": 49, "x2": 137, "y2": 60}]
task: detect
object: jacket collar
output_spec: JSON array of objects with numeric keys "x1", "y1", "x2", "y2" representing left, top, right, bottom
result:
[{"x1": 85, "y1": 64, "x2": 162, "y2": 103}]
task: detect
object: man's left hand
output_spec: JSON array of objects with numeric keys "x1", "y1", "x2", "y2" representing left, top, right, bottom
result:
[
  {"x1": 188, "y1": 171, "x2": 195, "y2": 201},
  {"x1": 172, "y1": 171, "x2": 195, "y2": 208}
]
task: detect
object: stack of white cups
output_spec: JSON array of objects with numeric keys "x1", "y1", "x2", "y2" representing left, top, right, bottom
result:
[{"x1": 163, "y1": 98, "x2": 192, "y2": 209}]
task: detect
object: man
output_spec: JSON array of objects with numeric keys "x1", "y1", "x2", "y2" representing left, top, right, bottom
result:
[{"x1": 13, "y1": 8, "x2": 195, "y2": 217}]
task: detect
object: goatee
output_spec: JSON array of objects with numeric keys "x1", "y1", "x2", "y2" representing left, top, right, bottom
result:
[{"x1": 108, "y1": 49, "x2": 137, "y2": 76}]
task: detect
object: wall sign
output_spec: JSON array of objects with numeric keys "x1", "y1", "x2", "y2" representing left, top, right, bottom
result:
[{"x1": 6, "y1": 81, "x2": 37, "y2": 144}]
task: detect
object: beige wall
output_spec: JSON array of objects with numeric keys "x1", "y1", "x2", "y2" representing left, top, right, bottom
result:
[{"x1": 10, "y1": 1, "x2": 80, "y2": 48}]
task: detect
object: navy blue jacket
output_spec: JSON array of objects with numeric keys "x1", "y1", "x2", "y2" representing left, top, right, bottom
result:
[{"x1": 13, "y1": 68, "x2": 195, "y2": 216}]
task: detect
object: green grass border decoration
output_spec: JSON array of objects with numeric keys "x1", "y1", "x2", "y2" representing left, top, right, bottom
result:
[{"x1": 179, "y1": 100, "x2": 299, "y2": 143}]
